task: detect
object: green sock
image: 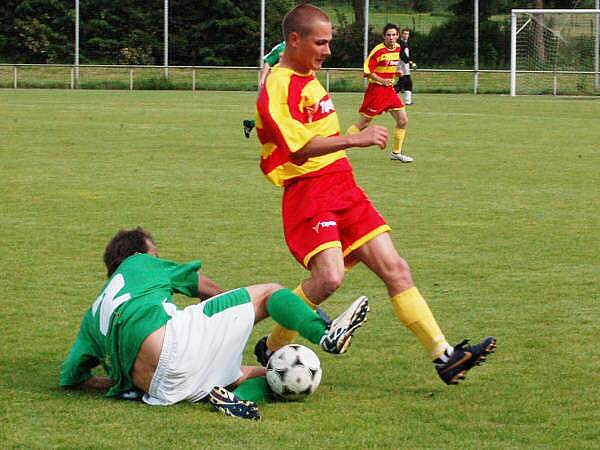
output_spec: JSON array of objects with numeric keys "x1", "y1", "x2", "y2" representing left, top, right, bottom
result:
[
  {"x1": 233, "y1": 377, "x2": 273, "y2": 403},
  {"x1": 266, "y1": 288, "x2": 327, "y2": 345}
]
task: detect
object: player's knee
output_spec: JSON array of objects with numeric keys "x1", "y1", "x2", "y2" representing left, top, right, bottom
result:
[
  {"x1": 383, "y1": 257, "x2": 413, "y2": 289},
  {"x1": 248, "y1": 283, "x2": 284, "y2": 315},
  {"x1": 319, "y1": 271, "x2": 345, "y2": 297}
]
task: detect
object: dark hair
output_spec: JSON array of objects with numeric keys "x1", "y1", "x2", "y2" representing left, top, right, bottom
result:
[
  {"x1": 103, "y1": 227, "x2": 154, "y2": 277},
  {"x1": 401, "y1": 28, "x2": 410, "y2": 33},
  {"x1": 282, "y1": 2, "x2": 330, "y2": 40},
  {"x1": 383, "y1": 23, "x2": 400, "y2": 35}
]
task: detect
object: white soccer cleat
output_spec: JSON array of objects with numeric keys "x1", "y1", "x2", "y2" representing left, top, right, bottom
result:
[
  {"x1": 390, "y1": 152, "x2": 414, "y2": 163},
  {"x1": 320, "y1": 296, "x2": 369, "y2": 354}
]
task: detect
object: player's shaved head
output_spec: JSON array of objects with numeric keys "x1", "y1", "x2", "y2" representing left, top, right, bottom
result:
[{"x1": 282, "y1": 2, "x2": 330, "y2": 39}]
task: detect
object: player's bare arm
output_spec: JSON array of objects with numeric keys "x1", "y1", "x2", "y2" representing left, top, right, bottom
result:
[
  {"x1": 228, "y1": 365, "x2": 267, "y2": 389},
  {"x1": 258, "y1": 63, "x2": 271, "y2": 89},
  {"x1": 71, "y1": 375, "x2": 113, "y2": 391},
  {"x1": 197, "y1": 273, "x2": 224, "y2": 300},
  {"x1": 290, "y1": 126, "x2": 388, "y2": 163},
  {"x1": 368, "y1": 72, "x2": 393, "y2": 86}
]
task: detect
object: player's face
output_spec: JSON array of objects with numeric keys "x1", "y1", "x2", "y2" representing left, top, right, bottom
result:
[
  {"x1": 401, "y1": 30, "x2": 410, "y2": 41},
  {"x1": 384, "y1": 28, "x2": 399, "y2": 48},
  {"x1": 145, "y1": 238, "x2": 158, "y2": 257},
  {"x1": 296, "y1": 20, "x2": 332, "y2": 71}
]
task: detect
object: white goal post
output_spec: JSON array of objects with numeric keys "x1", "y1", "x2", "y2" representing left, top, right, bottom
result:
[{"x1": 510, "y1": 9, "x2": 600, "y2": 96}]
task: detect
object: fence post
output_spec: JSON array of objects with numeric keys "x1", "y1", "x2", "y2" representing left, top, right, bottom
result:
[
  {"x1": 13, "y1": 66, "x2": 18, "y2": 89},
  {"x1": 192, "y1": 69, "x2": 196, "y2": 91},
  {"x1": 326, "y1": 69, "x2": 330, "y2": 92},
  {"x1": 70, "y1": 67, "x2": 75, "y2": 89},
  {"x1": 129, "y1": 68, "x2": 134, "y2": 91}
]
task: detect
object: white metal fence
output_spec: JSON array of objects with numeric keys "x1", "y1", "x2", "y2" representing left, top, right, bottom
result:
[
  {"x1": 0, "y1": 63, "x2": 502, "y2": 93},
  {"x1": 2, "y1": 63, "x2": 599, "y2": 96}
]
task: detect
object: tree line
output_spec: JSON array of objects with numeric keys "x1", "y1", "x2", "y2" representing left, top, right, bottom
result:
[{"x1": 0, "y1": 0, "x2": 584, "y2": 68}]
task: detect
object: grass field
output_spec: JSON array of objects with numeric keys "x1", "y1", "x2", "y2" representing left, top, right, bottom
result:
[{"x1": 1, "y1": 89, "x2": 598, "y2": 449}]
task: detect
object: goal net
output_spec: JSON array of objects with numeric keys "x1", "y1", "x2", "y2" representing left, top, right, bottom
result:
[{"x1": 510, "y1": 9, "x2": 600, "y2": 96}]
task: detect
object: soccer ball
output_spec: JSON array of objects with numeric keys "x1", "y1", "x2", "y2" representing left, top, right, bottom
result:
[{"x1": 266, "y1": 344, "x2": 322, "y2": 401}]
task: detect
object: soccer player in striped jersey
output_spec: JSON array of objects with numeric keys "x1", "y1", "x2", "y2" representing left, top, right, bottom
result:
[
  {"x1": 254, "y1": 3, "x2": 496, "y2": 386},
  {"x1": 347, "y1": 23, "x2": 413, "y2": 163}
]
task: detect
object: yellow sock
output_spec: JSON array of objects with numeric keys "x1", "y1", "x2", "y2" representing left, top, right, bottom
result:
[
  {"x1": 392, "y1": 127, "x2": 406, "y2": 154},
  {"x1": 346, "y1": 125, "x2": 360, "y2": 135},
  {"x1": 390, "y1": 287, "x2": 449, "y2": 360},
  {"x1": 266, "y1": 285, "x2": 317, "y2": 352}
]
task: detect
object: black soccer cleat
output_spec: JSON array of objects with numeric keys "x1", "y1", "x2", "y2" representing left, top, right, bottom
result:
[
  {"x1": 207, "y1": 386, "x2": 260, "y2": 420},
  {"x1": 436, "y1": 336, "x2": 497, "y2": 385},
  {"x1": 254, "y1": 335, "x2": 272, "y2": 367},
  {"x1": 243, "y1": 120, "x2": 254, "y2": 138}
]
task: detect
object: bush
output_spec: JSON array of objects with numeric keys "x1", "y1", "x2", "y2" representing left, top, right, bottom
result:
[{"x1": 412, "y1": 16, "x2": 509, "y2": 68}]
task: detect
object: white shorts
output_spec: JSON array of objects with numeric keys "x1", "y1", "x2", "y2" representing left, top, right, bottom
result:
[{"x1": 142, "y1": 288, "x2": 255, "y2": 406}]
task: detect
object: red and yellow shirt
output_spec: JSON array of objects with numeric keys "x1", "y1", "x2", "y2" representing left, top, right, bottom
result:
[
  {"x1": 256, "y1": 66, "x2": 351, "y2": 187},
  {"x1": 364, "y1": 43, "x2": 400, "y2": 84}
]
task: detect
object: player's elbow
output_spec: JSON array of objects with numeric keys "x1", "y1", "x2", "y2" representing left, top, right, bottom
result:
[{"x1": 290, "y1": 149, "x2": 309, "y2": 165}]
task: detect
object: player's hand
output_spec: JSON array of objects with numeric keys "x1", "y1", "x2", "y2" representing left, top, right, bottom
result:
[
  {"x1": 355, "y1": 125, "x2": 388, "y2": 149},
  {"x1": 409, "y1": 61, "x2": 417, "y2": 69},
  {"x1": 383, "y1": 79, "x2": 394, "y2": 87}
]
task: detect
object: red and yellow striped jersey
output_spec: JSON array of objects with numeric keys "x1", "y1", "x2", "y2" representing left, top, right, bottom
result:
[
  {"x1": 364, "y1": 43, "x2": 400, "y2": 84},
  {"x1": 255, "y1": 66, "x2": 351, "y2": 187}
]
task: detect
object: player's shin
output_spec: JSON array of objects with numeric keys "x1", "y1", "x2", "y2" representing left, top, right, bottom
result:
[
  {"x1": 266, "y1": 285, "x2": 318, "y2": 351},
  {"x1": 266, "y1": 288, "x2": 326, "y2": 348},
  {"x1": 392, "y1": 127, "x2": 406, "y2": 154},
  {"x1": 390, "y1": 287, "x2": 450, "y2": 360},
  {"x1": 233, "y1": 377, "x2": 273, "y2": 403}
]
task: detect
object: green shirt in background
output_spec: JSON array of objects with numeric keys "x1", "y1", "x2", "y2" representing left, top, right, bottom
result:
[
  {"x1": 264, "y1": 42, "x2": 285, "y2": 66},
  {"x1": 59, "y1": 253, "x2": 200, "y2": 398}
]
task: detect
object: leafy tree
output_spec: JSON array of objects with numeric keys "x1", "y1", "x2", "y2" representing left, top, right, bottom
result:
[
  {"x1": 169, "y1": 0, "x2": 293, "y2": 66},
  {"x1": 5, "y1": 0, "x2": 71, "y2": 63},
  {"x1": 79, "y1": 0, "x2": 162, "y2": 64}
]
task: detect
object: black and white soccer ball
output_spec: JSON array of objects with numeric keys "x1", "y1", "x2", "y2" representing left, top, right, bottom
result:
[{"x1": 266, "y1": 344, "x2": 322, "y2": 401}]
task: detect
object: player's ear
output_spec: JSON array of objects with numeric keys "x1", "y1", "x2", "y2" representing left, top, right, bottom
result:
[{"x1": 288, "y1": 31, "x2": 300, "y2": 47}]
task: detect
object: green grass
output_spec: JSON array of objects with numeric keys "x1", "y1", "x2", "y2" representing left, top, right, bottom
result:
[
  {"x1": 324, "y1": 5, "x2": 450, "y2": 33},
  {"x1": 1, "y1": 90, "x2": 598, "y2": 448}
]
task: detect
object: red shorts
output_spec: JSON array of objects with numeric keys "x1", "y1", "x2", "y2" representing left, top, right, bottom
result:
[
  {"x1": 358, "y1": 83, "x2": 405, "y2": 118},
  {"x1": 282, "y1": 171, "x2": 391, "y2": 268}
]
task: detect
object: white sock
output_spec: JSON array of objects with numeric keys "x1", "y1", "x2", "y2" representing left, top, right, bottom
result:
[
  {"x1": 405, "y1": 90, "x2": 412, "y2": 104},
  {"x1": 434, "y1": 344, "x2": 454, "y2": 364}
]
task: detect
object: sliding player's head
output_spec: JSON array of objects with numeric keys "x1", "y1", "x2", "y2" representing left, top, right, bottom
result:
[{"x1": 103, "y1": 227, "x2": 157, "y2": 277}]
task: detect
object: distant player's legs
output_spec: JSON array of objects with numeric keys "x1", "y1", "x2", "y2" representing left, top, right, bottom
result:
[
  {"x1": 242, "y1": 119, "x2": 255, "y2": 138},
  {"x1": 346, "y1": 115, "x2": 372, "y2": 135},
  {"x1": 403, "y1": 75, "x2": 413, "y2": 105},
  {"x1": 389, "y1": 109, "x2": 413, "y2": 162}
]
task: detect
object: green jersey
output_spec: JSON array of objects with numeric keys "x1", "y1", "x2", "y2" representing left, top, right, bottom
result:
[
  {"x1": 264, "y1": 42, "x2": 285, "y2": 67},
  {"x1": 59, "y1": 253, "x2": 200, "y2": 398}
]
